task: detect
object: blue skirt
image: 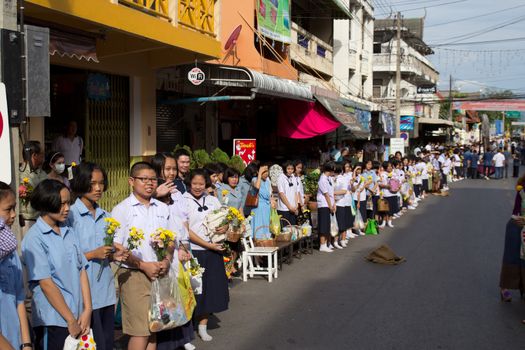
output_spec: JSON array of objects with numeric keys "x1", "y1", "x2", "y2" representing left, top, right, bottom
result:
[
  {"x1": 499, "y1": 219, "x2": 525, "y2": 290},
  {"x1": 192, "y1": 250, "x2": 229, "y2": 317},
  {"x1": 156, "y1": 322, "x2": 194, "y2": 350}
]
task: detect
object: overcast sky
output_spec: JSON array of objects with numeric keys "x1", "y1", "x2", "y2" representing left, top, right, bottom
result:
[{"x1": 374, "y1": 0, "x2": 525, "y2": 93}]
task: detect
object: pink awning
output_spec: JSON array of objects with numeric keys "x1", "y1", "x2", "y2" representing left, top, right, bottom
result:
[{"x1": 278, "y1": 100, "x2": 341, "y2": 139}]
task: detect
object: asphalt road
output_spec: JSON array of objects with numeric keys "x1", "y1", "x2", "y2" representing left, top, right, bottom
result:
[{"x1": 196, "y1": 176, "x2": 525, "y2": 350}]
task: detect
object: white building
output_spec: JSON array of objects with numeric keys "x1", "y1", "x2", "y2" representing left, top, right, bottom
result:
[
  {"x1": 373, "y1": 18, "x2": 445, "y2": 137},
  {"x1": 333, "y1": 0, "x2": 375, "y2": 103}
]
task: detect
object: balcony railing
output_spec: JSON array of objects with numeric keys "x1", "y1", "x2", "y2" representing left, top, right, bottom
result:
[
  {"x1": 179, "y1": 0, "x2": 216, "y2": 36},
  {"x1": 119, "y1": 0, "x2": 171, "y2": 20},
  {"x1": 291, "y1": 22, "x2": 333, "y2": 76},
  {"x1": 373, "y1": 53, "x2": 439, "y2": 83}
]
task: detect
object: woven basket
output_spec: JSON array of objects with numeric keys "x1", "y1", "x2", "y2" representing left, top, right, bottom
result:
[
  {"x1": 275, "y1": 232, "x2": 292, "y2": 242},
  {"x1": 254, "y1": 225, "x2": 275, "y2": 247},
  {"x1": 226, "y1": 227, "x2": 243, "y2": 243},
  {"x1": 377, "y1": 198, "x2": 390, "y2": 213}
]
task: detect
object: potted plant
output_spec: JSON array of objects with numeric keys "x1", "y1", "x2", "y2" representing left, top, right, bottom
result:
[{"x1": 303, "y1": 169, "x2": 320, "y2": 211}]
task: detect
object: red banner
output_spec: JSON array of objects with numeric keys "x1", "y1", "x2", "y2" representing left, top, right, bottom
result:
[
  {"x1": 233, "y1": 139, "x2": 256, "y2": 166},
  {"x1": 453, "y1": 100, "x2": 525, "y2": 111}
]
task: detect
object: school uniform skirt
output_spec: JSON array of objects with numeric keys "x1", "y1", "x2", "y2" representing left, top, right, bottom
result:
[
  {"x1": 192, "y1": 250, "x2": 229, "y2": 317},
  {"x1": 370, "y1": 195, "x2": 379, "y2": 219},
  {"x1": 499, "y1": 219, "x2": 525, "y2": 291},
  {"x1": 317, "y1": 207, "x2": 331, "y2": 237},
  {"x1": 422, "y1": 179, "x2": 429, "y2": 192},
  {"x1": 336, "y1": 206, "x2": 349, "y2": 232},
  {"x1": 355, "y1": 200, "x2": 367, "y2": 222},
  {"x1": 385, "y1": 196, "x2": 398, "y2": 216}
]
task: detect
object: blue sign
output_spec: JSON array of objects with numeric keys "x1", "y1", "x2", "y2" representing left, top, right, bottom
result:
[
  {"x1": 400, "y1": 115, "x2": 414, "y2": 131},
  {"x1": 87, "y1": 73, "x2": 111, "y2": 101}
]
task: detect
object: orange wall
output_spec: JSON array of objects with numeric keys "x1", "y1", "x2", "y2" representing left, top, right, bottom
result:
[{"x1": 210, "y1": 0, "x2": 297, "y2": 80}]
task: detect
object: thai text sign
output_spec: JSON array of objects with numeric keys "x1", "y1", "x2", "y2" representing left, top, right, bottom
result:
[{"x1": 233, "y1": 139, "x2": 256, "y2": 165}]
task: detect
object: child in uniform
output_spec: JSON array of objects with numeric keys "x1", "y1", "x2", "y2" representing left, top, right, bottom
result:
[{"x1": 277, "y1": 161, "x2": 299, "y2": 227}]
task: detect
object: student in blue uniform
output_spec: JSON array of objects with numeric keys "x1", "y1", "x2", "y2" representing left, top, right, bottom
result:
[
  {"x1": 69, "y1": 162, "x2": 128, "y2": 350},
  {"x1": 22, "y1": 179, "x2": 92, "y2": 350},
  {"x1": 0, "y1": 182, "x2": 32, "y2": 350}
]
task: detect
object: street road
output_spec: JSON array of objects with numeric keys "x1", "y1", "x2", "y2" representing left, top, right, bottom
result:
[{"x1": 197, "y1": 177, "x2": 525, "y2": 350}]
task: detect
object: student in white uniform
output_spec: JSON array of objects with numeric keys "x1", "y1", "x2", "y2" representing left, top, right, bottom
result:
[
  {"x1": 277, "y1": 161, "x2": 299, "y2": 227},
  {"x1": 293, "y1": 160, "x2": 305, "y2": 208},
  {"x1": 182, "y1": 169, "x2": 229, "y2": 343},
  {"x1": 333, "y1": 164, "x2": 349, "y2": 248},
  {"x1": 317, "y1": 162, "x2": 336, "y2": 253},
  {"x1": 342, "y1": 161, "x2": 356, "y2": 239},
  {"x1": 352, "y1": 165, "x2": 367, "y2": 235},
  {"x1": 378, "y1": 162, "x2": 397, "y2": 228}
]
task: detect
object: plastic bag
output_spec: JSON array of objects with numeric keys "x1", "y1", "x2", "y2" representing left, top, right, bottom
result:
[
  {"x1": 177, "y1": 262, "x2": 197, "y2": 320},
  {"x1": 365, "y1": 219, "x2": 379, "y2": 235},
  {"x1": 148, "y1": 271, "x2": 188, "y2": 333},
  {"x1": 354, "y1": 210, "x2": 365, "y2": 231},
  {"x1": 330, "y1": 214, "x2": 339, "y2": 237},
  {"x1": 269, "y1": 208, "x2": 281, "y2": 235},
  {"x1": 350, "y1": 199, "x2": 357, "y2": 216},
  {"x1": 63, "y1": 329, "x2": 96, "y2": 350},
  {"x1": 204, "y1": 208, "x2": 228, "y2": 243}
]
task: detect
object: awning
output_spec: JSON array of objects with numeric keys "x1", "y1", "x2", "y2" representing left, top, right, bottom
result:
[
  {"x1": 417, "y1": 117, "x2": 454, "y2": 127},
  {"x1": 314, "y1": 94, "x2": 369, "y2": 139},
  {"x1": 49, "y1": 30, "x2": 99, "y2": 63},
  {"x1": 278, "y1": 100, "x2": 340, "y2": 139},
  {"x1": 248, "y1": 69, "x2": 313, "y2": 101},
  {"x1": 340, "y1": 96, "x2": 378, "y2": 111}
]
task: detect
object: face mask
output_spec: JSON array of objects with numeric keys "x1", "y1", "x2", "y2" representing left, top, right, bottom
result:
[{"x1": 55, "y1": 163, "x2": 66, "y2": 174}]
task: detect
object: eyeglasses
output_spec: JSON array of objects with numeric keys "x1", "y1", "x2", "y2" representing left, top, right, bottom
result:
[{"x1": 133, "y1": 177, "x2": 158, "y2": 184}]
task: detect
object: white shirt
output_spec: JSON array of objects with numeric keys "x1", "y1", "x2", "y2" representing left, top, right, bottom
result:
[
  {"x1": 53, "y1": 135, "x2": 83, "y2": 164},
  {"x1": 317, "y1": 174, "x2": 334, "y2": 208},
  {"x1": 170, "y1": 191, "x2": 186, "y2": 221},
  {"x1": 380, "y1": 172, "x2": 395, "y2": 198},
  {"x1": 334, "y1": 174, "x2": 348, "y2": 207},
  {"x1": 112, "y1": 194, "x2": 179, "y2": 267},
  {"x1": 415, "y1": 162, "x2": 426, "y2": 183},
  {"x1": 181, "y1": 192, "x2": 221, "y2": 251},
  {"x1": 453, "y1": 154, "x2": 461, "y2": 167},
  {"x1": 442, "y1": 158, "x2": 452, "y2": 175},
  {"x1": 277, "y1": 173, "x2": 298, "y2": 212},
  {"x1": 294, "y1": 175, "x2": 305, "y2": 206},
  {"x1": 352, "y1": 176, "x2": 367, "y2": 202},
  {"x1": 493, "y1": 153, "x2": 505, "y2": 167}
]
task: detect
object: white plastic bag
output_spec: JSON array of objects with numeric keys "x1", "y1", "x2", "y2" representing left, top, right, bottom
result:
[
  {"x1": 63, "y1": 329, "x2": 96, "y2": 350},
  {"x1": 148, "y1": 272, "x2": 188, "y2": 333},
  {"x1": 354, "y1": 210, "x2": 365, "y2": 231},
  {"x1": 330, "y1": 214, "x2": 339, "y2": 237}
]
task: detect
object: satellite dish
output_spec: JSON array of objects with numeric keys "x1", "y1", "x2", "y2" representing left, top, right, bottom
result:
[{"x1": 224, "y1": 25, "x2": 242, "y2": 51}]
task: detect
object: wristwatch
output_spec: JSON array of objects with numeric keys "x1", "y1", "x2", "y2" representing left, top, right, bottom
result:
[{"x1": 20, "y1": 343, "x2": 33, "y2": 350}]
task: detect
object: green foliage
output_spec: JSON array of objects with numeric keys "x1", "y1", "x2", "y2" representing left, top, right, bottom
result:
[
  {"x1": 303, "y1": 169, "x2": 321, "y2": 196},
  {"x1": 210, "y1": 148, "x2": 230, "y2": 164},
  {"x1": 193, "y1": 149, "x2": 211, "y2": 168},
  {"x1": 228, "y1": 155, "x2": 246, "y2": 172}
]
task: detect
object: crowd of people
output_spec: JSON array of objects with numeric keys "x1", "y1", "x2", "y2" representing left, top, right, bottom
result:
[{"x1": 2, "y1": 138, "x2": 524, "y2": 350}]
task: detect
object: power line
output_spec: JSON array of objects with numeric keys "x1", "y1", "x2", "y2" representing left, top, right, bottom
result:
[
  {"x1": 431, "y1": 36, "x2": 525, "y2": 47},
  {"x1": 426, "y1": 4, "x2": 525, "y2": 28},
  {"x1": 434, "y1": 47, "x2": 525, "y2": 53},
  {"x1": 375, "y1": 0, "x2": 468, "y2": 16}
]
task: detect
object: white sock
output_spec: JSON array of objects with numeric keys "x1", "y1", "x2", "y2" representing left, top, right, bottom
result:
[
  {"x1": 184, "y1": 343, "x2": 196, "y2": 350},
  {"x1": 198, "y1": 324, "x2": 213, "y2": 341}
]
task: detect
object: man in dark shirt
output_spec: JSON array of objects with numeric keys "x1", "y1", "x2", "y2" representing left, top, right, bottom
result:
[
  {"x1": 173, "y1": 149, "x2": 191, "y2": 193},
  {"x1": 470, "y1": 150, "x2": 480, "y2": 179},
  {"x1": 463, "y1": 148, "x2": 472, "y2": 178}
]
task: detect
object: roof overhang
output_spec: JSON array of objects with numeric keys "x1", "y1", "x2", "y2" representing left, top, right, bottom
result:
[{"x1": 418, "y1": 117, "x2": 454, "y2": 128}]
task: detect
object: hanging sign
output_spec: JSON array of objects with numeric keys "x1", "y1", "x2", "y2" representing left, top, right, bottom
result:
[
  {"x1": 233, "y1": 139, "x2": 256, "y2": 166},
  {"x1": 390, "y1": 137, "x2": 405, "y2": 156},
  {"x1": 416, "y1": 85, "x2": 436, "y2": 94},
  {"x1": 188, "y1": 67, "x2": 205, "y2": 86},
  {"x1": 0, "y1": 83, "x2": 12, "y2": 184}
]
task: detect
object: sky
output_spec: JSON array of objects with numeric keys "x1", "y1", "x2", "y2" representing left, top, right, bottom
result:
[{"x1": 373, "y1": 0, "x2": 525, "y2": 93}]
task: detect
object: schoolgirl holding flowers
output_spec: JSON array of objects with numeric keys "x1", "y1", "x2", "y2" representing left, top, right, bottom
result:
[
  {"x1": 22, "y1": 179, "x2": 92, "y2": 350},
  {"x1": 68, "y1": 162, "x2": 128, "y2": 350}
]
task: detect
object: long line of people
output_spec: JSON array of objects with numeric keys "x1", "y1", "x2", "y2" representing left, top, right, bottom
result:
[{"x1": 1, "y1": 143, "x2": 466, "y2": 350}]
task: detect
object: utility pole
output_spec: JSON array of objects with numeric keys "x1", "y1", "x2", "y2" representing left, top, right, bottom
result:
[
  {"x1": 448, "y1": 75, "x2": 453, "y2": 121},
  {"x1": 395, "y1": 12, "x2": 401, "y2": 138}
]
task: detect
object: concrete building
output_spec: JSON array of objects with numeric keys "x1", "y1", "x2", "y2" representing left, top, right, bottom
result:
[{"x1": 373, "y1": 18, "x2": 444, "y2": 139}]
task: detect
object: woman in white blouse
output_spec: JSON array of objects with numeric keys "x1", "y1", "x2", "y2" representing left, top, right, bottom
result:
[{"x1": 182, "y1": 169, "x2": 229, "y2": 343}]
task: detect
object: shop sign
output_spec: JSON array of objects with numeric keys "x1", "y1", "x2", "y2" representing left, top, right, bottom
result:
[
  {"x1": 400, "y1": 116, "x2": 414, "y2": 131},
  {"x1": 188, "y1": 67, "x2": 205, "y2": 86},
  {"x1": 505, "y1": 111, "x2": 521, "y2": 119},
  {"x1": 257, "y1": 0, "x2": 291, "y2": 43},
  {"x1": 233, "y1": 139, "x2": 256, "y2": 165},
  {"x1": 390, "y1": 137, "x2": 405, "y2": 156},
  {"x1": 416, "y1": 85, "x2": 436, "y2": 94},
  {"x1": 0, "y1": 83, "x2": 12, "y2": 184}
]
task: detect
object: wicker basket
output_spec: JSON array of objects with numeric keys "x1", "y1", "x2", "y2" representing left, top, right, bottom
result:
[
  {"x1": 254, "y1": 225, "x2": 275, "y2": 247},
  {"x1": 275, "y1": 232, "x2": 292, "y2": 242},
  {"x1": 226, "y1": 227, "x2": 243, "y2": 243}
]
